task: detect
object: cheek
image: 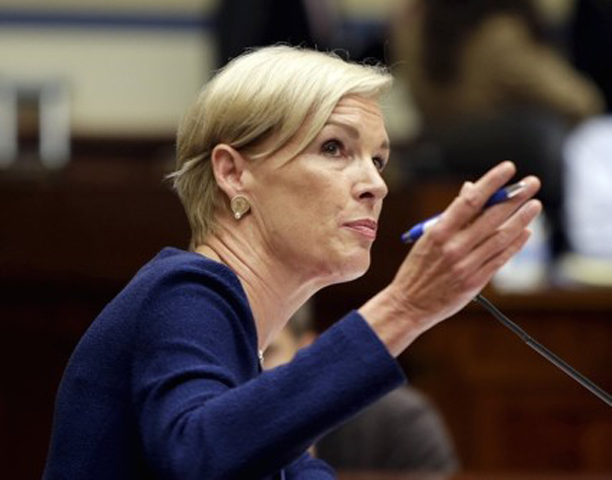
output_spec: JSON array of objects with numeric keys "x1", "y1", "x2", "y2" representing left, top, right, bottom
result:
[
  {"x1": 289, "y1": 187, "x2": 342, "y2": 236},
  {"x1": 252, "y1": 157, "x2": 350, "y2": 249},
  {"x1": 270, "y1": 171, "x2": 341, "y2": 225},
  {"x1": 263, "y1": 187, "x2": 343, "y2": 262},
  {"x1": 275, "y1": 201, "x2": 335, "y2": 244}
]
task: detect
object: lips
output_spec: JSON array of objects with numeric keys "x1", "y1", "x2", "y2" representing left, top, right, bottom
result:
[{"x1": 343, "y1": 219, "x2": 378, "y2": 240}]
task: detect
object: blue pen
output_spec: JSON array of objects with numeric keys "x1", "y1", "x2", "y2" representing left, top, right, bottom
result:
[{"x1": 400, "y1": 182, "x2": 526, "y2": 243}]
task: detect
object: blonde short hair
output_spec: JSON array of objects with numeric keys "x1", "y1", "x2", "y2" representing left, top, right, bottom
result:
[{"x1": 169, "y1": 45, "x2": 392, "y2": 249}]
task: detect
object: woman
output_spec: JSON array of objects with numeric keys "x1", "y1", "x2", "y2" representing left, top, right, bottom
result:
[{"x1": 43, "y1": 46, "x2": 541, "y2": 479}]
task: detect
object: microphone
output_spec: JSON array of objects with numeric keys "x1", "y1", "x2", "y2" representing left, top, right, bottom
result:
[
  {"x1": 474, "y1": 294, "x2": 612, "y2": 407},
  {"x1": 402, "y1": 204, "x2": 612, "y2": 407}
]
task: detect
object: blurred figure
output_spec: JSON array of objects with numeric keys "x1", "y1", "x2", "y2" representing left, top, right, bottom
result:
[
  {"x1": 391, "y1": 0, "x2": 604, "y2": 264},
  {"x1": 216, "y1": 0, "x2": 342, "y2": 66},
  {"x1": 215, "y1": 0, "x2": 389, "y2": 67},
  {"x1": 393, "y1": 0, "x2": 603, "y2": 127},
  {"x1": 559, "y1": 116, "x2": 612, "y2": 286},
  {"x1": 265, "y1": 303, "x2": 460, "y2": 473},
  {"x1": 570, "y1": 0, "x2": 612, "y2": 112},
  {"x1": 561, "y1": 0, "x2": 612, "y2": 284}
]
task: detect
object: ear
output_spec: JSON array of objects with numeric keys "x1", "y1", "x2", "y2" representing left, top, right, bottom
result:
[{"x1": 210, "y1": 144, "x2": 249, "y2": 199}]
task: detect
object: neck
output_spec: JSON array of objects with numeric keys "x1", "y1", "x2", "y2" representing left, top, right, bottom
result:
[{"x1": 195, "y1": 219, "x2": 323, "y2": 352}]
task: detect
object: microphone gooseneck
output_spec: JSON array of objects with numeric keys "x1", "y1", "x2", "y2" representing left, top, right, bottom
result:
[
  {"x1": 474, "y1": 293, "x2": 612, "y2": 408},
  {"x1": 401, "y1": 184, "x2": 611, "y2": 407}
]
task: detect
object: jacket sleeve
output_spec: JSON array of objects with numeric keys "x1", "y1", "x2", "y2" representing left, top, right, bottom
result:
[{"x1": 131, "y1": 278, "x2": 405, "y2": 480}]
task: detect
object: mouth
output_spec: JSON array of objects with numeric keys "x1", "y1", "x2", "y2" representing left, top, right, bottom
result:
[{"x1": 343, "y1": 219, "x2": 378, "y2": 240}]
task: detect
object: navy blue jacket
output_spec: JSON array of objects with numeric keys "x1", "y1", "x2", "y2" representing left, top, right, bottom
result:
[{"x1": 43, "y1": 248, "x2": 404, "y2": 479}]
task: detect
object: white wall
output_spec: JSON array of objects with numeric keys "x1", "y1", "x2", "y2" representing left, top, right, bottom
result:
[
  {"x1": 0, "y1": 1, "x2": 217, "y2": 137},
  {"x1": 0, "y1": 0, "x2": 404, "y2": 137}
]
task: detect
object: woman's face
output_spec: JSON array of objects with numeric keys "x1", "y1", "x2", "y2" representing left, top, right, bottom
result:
[{"x1": 246, "y1": 95, "x2": 390, "y2": 286}]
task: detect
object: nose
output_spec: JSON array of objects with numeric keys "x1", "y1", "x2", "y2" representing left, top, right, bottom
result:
[{"x1": 354, "y1": 158, "x2": 389, "y2": 204}]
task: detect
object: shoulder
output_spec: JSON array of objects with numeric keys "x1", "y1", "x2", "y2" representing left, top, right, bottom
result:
[
  {"x1": 126, "y1": 247, "x2": 249, "y2": 315},
  {"x1": 90, "y1": 247, "x2": 255, "y2": 348},
  {"x1": 464, "y1": 14, "x2": 544, "y2": 80},
  {"x1": 465, "y1": 13, "x2": 535, "y2": 63},
  {"x1": 355, "y1": 386, "x2": 435, "y2": 424},
  {"x1": 128, "y1": 248, "x2": 259, "y2": 378},
  {"x1": 130, "y1": 247, "x2": 254, "y2": 333},
  {"x1": 135, "y1": 247, "x2": 244, "y2": 295},
  {"x1": 476, "y1": 14, "x2": 533, "y2": 44},
  {"x1": 335, "y1": 386, "x2": 448, "y2": 443}
]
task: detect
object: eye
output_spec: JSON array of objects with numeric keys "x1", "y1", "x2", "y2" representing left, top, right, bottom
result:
[
  {"x1": 372, "y1": 156, "x2": 387, "y2": 172},
  {"x1": 321, "y1": 139, "x2": 344, "y2": 157}
]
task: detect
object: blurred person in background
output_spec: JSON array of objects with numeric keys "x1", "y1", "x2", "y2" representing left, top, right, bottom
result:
[
  {"x1": 560, "y1": 115, "x2": 612, "y2": 286},
  {"x1": 556, "y1": 0, "x2": 612, "y2": 285},
  {"x1": 216, "y1": 0, "x2": 342, "y2": 66},
  {"x1": 570, "y1": 0, "x2": 612, "y2": 113},
  {"x1": 216, "y1": 0, "x2": 389, "y2": 67},
  {"x1": 265, "y1": 302, "x2": 460, "y2": 473},
  {"x1": 393, "y1": 0, "x2": 603, "y2": 128},
  {"x1": 391, "y1": 0, "x2": 604, "y2": 271}
]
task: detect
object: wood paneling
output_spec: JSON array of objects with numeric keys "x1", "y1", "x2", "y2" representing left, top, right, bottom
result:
[
  {"x1": 0, "y1": 140, "x2": 190, "y2": 478},
  {"x1": 338, "y1": 474, "x2": 612, "y2": 480}
]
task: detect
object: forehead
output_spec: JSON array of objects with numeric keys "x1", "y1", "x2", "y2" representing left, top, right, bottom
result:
[
  {"x1": 324, "y1": 95, "x2": 389, "y2": 148},
  {"x1": 327, "y1": 95, "x2": 385, "y2": 125},
  {"x1": 260, "y1": 95, "x2": 388, "y2": 168}
]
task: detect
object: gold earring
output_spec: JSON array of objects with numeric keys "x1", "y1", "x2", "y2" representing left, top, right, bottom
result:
[{"x1": 230, "y1": 195, "x2": 251, "y2": 220}]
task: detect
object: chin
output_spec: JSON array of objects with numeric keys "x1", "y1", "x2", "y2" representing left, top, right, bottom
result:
[{"x1": 329, "y1": 250, "x2": 371, "y2": 284}]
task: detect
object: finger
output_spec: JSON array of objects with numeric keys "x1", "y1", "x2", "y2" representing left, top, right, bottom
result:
[
  {"x1": 428, "y1": 161, "x2": 516, "y2": 244},
  {"x1": 454, "y1": 198, "x2": 542, "y2": 279},
  {"x1": 459, "y1": 180, "x2": 474, "y2": 195},
  {"x1": 464, "y1": 228, "x2": 533, "y2": 292},
  {"x1": 447, "y1": 176, "x2": 541, "y2": 254}
]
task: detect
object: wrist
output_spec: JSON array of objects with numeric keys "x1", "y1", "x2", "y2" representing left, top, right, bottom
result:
[{"x1": 358, "y1": 286, "x2": 426, "y2": 357}]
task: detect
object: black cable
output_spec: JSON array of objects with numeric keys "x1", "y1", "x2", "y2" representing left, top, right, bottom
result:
[{"x1": 474, "y1": 293, "x2": 612, "y2": 408}]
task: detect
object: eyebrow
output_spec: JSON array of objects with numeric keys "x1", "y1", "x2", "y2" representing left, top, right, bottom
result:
[{"x1": 326, "y1": 120, "x2": 390, "y2": 150}]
